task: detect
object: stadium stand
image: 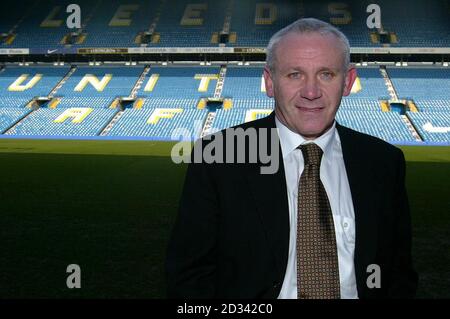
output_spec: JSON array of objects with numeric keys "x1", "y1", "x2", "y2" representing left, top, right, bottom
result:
[
  {"x1": 137, "y1": 66, "x2": 220, "y2": 98},
  {"x1": 79, "y1": 0, "x2": 157, "y2": 48},
  {"x1": 344, "y1": 68, "x2": 390, "y2": 100},
  {"x1": 150, "y1": 0, "x2": 227, "y2": 47},
  {"x1": 387, "y1": 68, "x2": 450, "y2": 100},
  {"x1": 53, "y1": 66, "x2": 144, "y2": 108},
  {"x1": 1, "y1": 0, "x2": 72, "y2": 49},
  {"x1": 106, "y1": 108, "x2": 208, "y2": 139},
  {"x1": 0, "y1": 62, "x2": 448, "y2": 144},
  {"x1": 336, "y1": 109, "x2": 416, "y2": 143},
  {"x1": 0, "y1": 0, "x2": 448, "y2": 144},
  {"x1": 1, "y1": 0, "x2": 449, "y2": 48},
  {"x1": 5, "y1": 107, "x2": 117, "y2": 136},
  {"x1": 0, "y1": 66, "x2": 70, "y2": 104},
  {"x1": 221, "y1": 67, "x2": 271, "y2": 100},
  {"x1": 380, "y1": 0, "x2": 450, "y2": 47}
]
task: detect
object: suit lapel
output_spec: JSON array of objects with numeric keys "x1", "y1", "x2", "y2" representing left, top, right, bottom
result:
[
  {"x1": 337, "y1": 123, "x2": 378, "y2": 296},
  {"x1": 244, "y1": 113, "x2": 290, "y2": 278}
]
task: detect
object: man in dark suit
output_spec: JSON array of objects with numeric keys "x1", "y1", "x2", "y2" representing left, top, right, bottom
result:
[{"x1": 166, "y1": 18, "x2": 418, "y2": 299}]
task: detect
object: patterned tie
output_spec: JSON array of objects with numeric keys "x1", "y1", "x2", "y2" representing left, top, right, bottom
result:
[{"x1": 297, "y1": 143, "x2": 340, "y2": 299}]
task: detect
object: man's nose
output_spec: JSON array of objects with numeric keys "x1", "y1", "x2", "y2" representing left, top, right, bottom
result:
[{"x1": 300, "y1": 77, "x2": 321, "y2": 100}]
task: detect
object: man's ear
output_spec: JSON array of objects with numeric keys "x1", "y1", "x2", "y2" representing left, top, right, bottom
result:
[
  {"x1": 263, "y1": 66, "x2": 275, "y2": 98},
  {"x1": 342, "y1": 66, "x2": 357, "y2": 97}
]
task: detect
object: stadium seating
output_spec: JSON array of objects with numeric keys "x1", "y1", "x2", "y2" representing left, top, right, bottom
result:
[
  {"x1": 149, "y1": 0, "x2": 227, "y2": 47},
  {"x1": 0, "y1": 66, "x2": 69, "y2": 102},
  {"x1": 380, "y1": 0, "x2": 450, "y2": 47},
  {"x1": 5, "y1": 107, "x2": 117, "y2": 137},
  {"x1": 80, "y1": 0, "x2": 156, "y2": 48},
  {"x1": 407, "y1": 111, "x2": 450, "y2": 143},
  {"x1": 1, "y1": 0, "x2": 73, "y2": 49},
  {"x1": 387, "y1": 68, "x2": 450, "y2": 100},
  {"x1": 413, "y1": 99, "x2": 450, "y2": 112},
  {"x1": 231, "y1": 99, "x2": 275, "y2": 109},
  {"x1": 1, "y1": 0, "x2": 449, "y2": 48},
  {"x1": 137, "y1": 66, "x2": 220, "y2": 99},
  {"x1": 345, "y1": 68, "x2": 390, "y2": 100},
  {"x1": 140, "y1": 98, "x2": 199, "y2": 109},
  {"x1": 0, "y1": 108, "x2": 32, "y2": 133},
  {"x1": 211, "y1": 108, "x2": 272, "y2": 132},
  {"x1": 221, "y1": 67, "x2": 271, "y2": 100},
  {"x1": 0, "y1": 64, "x2": 447, "y2": 144},
  {"x1": 54, "y1": 66, "x2": 143, "y2": 108},
  {"x1": 106, "y1": 108, "x2": 208, "y2": 139},
  {"x1": 336, "y1": 109, "x2": 416, "y2": 143}
]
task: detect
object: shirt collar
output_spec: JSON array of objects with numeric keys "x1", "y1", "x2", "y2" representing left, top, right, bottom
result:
[{"x1": 275, "y1": 115, "x2": 337, "y2": 159}]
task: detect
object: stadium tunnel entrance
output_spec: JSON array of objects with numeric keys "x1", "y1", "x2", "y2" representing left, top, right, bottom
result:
[
  {"x1": 205, "y1": 98, "x2": 224, "y2": 111},
  {"x1": 389, "y1": 101, "x2": 407, "y2": 115}
]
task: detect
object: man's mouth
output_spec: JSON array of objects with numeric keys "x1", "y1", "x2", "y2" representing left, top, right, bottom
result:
[{"x1": 295, "y1": 105, "x2": 324, "y2": 113}]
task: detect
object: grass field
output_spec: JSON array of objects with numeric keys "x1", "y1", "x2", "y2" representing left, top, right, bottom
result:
[{"x1": 0, "y1": 139, "x2": 448, "y2": 298}]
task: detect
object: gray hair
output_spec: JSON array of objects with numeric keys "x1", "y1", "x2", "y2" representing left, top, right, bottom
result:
[{"x1": 266, "y1": 18, "x2": 351, "y2": 72}]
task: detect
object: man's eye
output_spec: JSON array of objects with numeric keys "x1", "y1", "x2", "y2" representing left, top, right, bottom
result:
[
  {"x1": 320, "y1": 72, "x2": 334, "y2": 80},
  {"x1": 288, "y1": 72, "x2": 300, "y2": 79}
]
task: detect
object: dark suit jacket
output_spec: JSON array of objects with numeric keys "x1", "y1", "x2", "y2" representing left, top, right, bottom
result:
[{"x1": 166, "y1": 112, "x2": 418, "y2": 299}]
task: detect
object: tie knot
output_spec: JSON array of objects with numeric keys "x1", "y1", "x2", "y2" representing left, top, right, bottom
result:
[{"x1": 299, "y1": 143, "x2": 323, "y2": 166}]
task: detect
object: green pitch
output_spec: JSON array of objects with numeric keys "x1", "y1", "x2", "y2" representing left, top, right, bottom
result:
[{"x1": 0, "y1": 139, "x2": 448, "y2": 298}]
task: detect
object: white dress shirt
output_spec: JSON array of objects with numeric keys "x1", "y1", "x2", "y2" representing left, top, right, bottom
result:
[{"x1": 276, "y1": 117, "x2": 358, "y2": 299}]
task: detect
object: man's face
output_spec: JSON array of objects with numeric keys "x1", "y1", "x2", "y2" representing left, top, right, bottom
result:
[{"x1": 264, "y1": 32, "x2": 357, "y2": 139}]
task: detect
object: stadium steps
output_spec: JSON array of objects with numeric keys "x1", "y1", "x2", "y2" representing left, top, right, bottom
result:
[
  {"x1": 200, "y1": 111, "x2": 217, "y2": 138},
  {"x1": 150, "y1": 0, "x2": 166, "y2": 34},
  {"x1": 380, "y1": 66, "x2": 399, "y2": 100},
  {"x1": 134, "y1": 0, "x2": 166, "y2": 46},
  {"x1": 48, "y1": 65, "x2": 77, "y2": 98},
  {"x1": 401, "y1": 114, "x2": 423, "y2": 142},
  {"x1": 130, "y1": 65, "x2": 151, "y2": 99},
  {"x1": 217, "y1": 0, "x2": 234, "y2": 44},
  {"x1": 214, "y1": 65, "x2": 227, "y2": 98},
  {"x1": 99, "y1": 110, "x2": 124, "y2": 136}
]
